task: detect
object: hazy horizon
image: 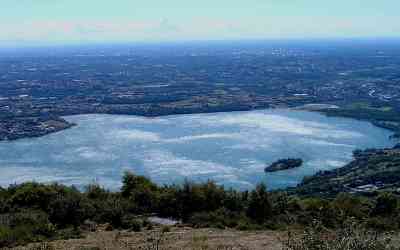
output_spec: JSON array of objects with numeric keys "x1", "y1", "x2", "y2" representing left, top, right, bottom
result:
[
  {"x1": 1, "y1": 0, "x2": 399, "y2": 46},
  {"x1": 1, "y1": 37, "x2": 400, "y2": 50}
]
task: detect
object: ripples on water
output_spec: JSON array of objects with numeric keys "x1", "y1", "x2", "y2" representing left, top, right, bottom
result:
[{"x1": 0, "y1": 109, "x2": 395, "y2": 190}]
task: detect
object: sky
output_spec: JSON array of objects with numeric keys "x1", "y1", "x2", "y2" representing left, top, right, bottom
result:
[{"x1": 1, "y1": 0, "x2": 399, "y2": 45}]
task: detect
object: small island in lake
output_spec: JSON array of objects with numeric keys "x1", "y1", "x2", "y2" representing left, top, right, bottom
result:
[{"x1": 265, "y1": 158, "x2": 303, "y2": 172}]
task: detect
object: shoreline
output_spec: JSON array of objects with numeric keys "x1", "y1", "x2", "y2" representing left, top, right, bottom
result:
[
  {"x1": 1, "y1": 103, "x2": 398, "y2": 143},
  {"x1": 0, "y1": 105, "x2": 396, "y2": 192}
]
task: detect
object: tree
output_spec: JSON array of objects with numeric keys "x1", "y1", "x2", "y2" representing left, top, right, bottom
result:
[
  {"x1": 85, "y1": 183, "x2": 109, "y2": 200},
  {"x1": 9, "y1": 183, "x2": 56, "y2": 210},
  {"x1": 48, "y1": 191, "x2": 86, "y2": 228},
  {"x1": 373, "y1": 192, "x2": 398, "y2": 216},
  {"x1": 246, "y1": 183, "x2": 272, "y2": 223},
  {"x1": 121, "y1": 172, "x2": 158, "y2": 212}
]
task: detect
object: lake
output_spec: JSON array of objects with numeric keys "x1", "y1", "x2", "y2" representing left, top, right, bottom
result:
[{"x1": 0, "y1": 109, "x2": 395, "y2": 190}]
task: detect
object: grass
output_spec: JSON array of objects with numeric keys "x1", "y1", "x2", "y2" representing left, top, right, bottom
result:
[
  {"x1": 283, "y1": 220, "x2": 399, "y2": 250},
  {"x1": 8, "y1": 227, "x2": 282, "y2": 250},
  {"x1": 7, "y1": 223, "x2": 400, "y2": 250}
]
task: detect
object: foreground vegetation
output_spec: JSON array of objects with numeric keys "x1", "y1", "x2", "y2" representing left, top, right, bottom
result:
[
  {"x1": 9, "y1": 222, "x2": 400, "y2": 250},
  {"x1": 1, "y1": 171, "x2": 400, "y2": 248}
]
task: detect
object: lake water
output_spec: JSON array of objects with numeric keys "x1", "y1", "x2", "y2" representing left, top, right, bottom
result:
[{"x1": 0, "y1": 109, "x2": 395, "y2": 190}]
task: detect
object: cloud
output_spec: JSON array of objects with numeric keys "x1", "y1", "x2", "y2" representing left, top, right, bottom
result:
[
  {"x1": 111, "y1": 116, "x2": 169, "y2": 124},
  {"x1": 308, "y1": 159, "x2": 349, "y2": 170},
  {"x1": 142, "y1": 149, "x2": 236, "y2": 177},
  {"x1": 301, "y1": 139, "x2": 355, "y2": 148},
  {"x1": 0, "y1": 20, "x2": 163, "y2": 42},
  {"x1": 1, "y1": 15, "x2": 400, "y2": 43},
  {"x1": 139, "y1": 149, "x2": 255, "y2": 188},
  {"x1": 113, "y1": 129, "x2": 161, "y2": 141},
  {"x1": 75, "y1": 147, "x2": 117, "y2": 161},
  {"x1": 200, "y1": 112, "x2": 364, "y2": 139},
  {"x1": 51, "y1": 146, "x2": 116, "y2": 163},
  {"x1": 164, "y1": 133, "x2": 241, "y2": 143}
]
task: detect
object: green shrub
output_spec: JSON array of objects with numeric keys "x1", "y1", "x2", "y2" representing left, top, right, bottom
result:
[
  {"x1": 189, "y1": 208, "x2": 246, "y2": 228},
  {"x1": 146, "y1": 223, "x2": 154, "y2": 230},
  {"x1": 130, "y1": 219, "x2": 143, "y2": 232},
  {"x1": 2, "y1": 173, "x2": 400, "y2": 248},
  {"x1": 236, "y1": 221, "x2": 252, "y2": 231},
  {"x1": 0, "y1": 225, "x2": 13, "y2": 247},
  {"x1": 121, "y1": 172, "x2": 158, "y2": 213},
  {"x1": 56, "y1": 227, "x2": 82, "y2": 240},
  {"x1": 9, "y1": 183, "x2": 56, "y2": 210},
  {"x1": 283, "y1": 219, "x2": 398, "y2": 250},
  {"x1": 373, "y1": 193, "x2": 399, "y2": 216},
  {"x1": 47, "y1": 192, "x2": 88, "y2": 228},
  {"x1": 161, "y1": 226, "x2": 171, "y2": 233},
  {"x1": 85, "y1": 184, "x2": 109, "y2": 200},
  {"x1": 235, "y1": 221, "x2": 262, "y2": 231},
  {"x1": 366, "y1": 217, "x2": 399, "y2": 231},
  {"x1": 0, "y1": 211, "x2": 56, "y2": 248},
  {"x1": 93, "y1": 196, "x2": 132, "y2": 228},
  {"x1": 247, "y1": 184, "x2": 272, "y2": 223},
  {"x1": 105, "y1": 224, "x2": 113, "y2": 231}
]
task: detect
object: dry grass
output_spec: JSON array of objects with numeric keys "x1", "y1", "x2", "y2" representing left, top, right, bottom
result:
[
  {"x1": 6, "y1": 227, "x2": 283, "y2": 250},
  {"x1": 7, "y1": 225, "x2": 400, "y2": 250}
]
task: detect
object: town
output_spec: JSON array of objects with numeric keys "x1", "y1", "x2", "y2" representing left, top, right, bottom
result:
[{"x1": 1, "y1": 40, "x2": 400, "y2": 140}]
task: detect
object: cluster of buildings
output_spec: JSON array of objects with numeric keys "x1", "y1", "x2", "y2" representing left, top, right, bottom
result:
[{"x1": 1, "y1": 43, "x2": 400, "y2": 140}]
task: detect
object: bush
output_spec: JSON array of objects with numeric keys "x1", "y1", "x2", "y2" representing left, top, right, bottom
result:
[
  {"x1": 283, "y1": 219, "x2": 398, "y2": 250},
  {"x1": 189, "y1": 208, "x2": 248, "y2": 229},
  {"x1": 85, "y1": 184, "x2": 109, "y2": 200},
  {"x1": 161, "y1": 226, "x2": 171, "y2": 233},
  {"x1": 93, "y1": 196, "x2": 132, "y2": 228},
  {"x1": 236, "y1": 221, "x2": 263, "y2": 231},
  {"x1": 9, "y1": 183, "x2": 56, "y2": 210},
  {"x1": 373, "y1": 193, "x2": 399, "y2": 216},
  {"x1": 247, "y1": 184, "x2": 272, "y2": 223},
  {"x1": 121, "y1": 172, "x2": 159, "y2": 213},
  {"x1": 0, "y1": 225, "x2": 13, "y2": 247},
  {"x1": 56, "y1": 227, "x2": 82, "y2": 240},
  {"x1": 0, "y1": 211, "x2": 56, "y2": 248},
  {"x1": 332, "y1": 194, "x2": 371, "y2": 220},
  {"x1": 366, "y1": 217, "x2": 399, "y2": 231},
  {"x1": 236, "y1": 221, "x2": 252, "y2": 231},
  {"x1": 47, "y1": 191, "x2": 88, "y2": 228},
  {"x1": 2, "y1": 173, "x2": 400, "y2": 248},
  {"x1": 129, "y1": 219, "x2": 143, "y2": 232}
]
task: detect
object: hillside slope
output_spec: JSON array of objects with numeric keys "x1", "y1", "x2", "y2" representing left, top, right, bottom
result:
[{"x1": 295, "y1": 146, "x2": 400, "y2": 197}]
